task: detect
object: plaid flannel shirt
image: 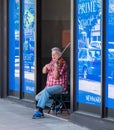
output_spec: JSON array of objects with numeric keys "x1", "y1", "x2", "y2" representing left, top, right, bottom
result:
[{"x1": 46, "y1": 59, "x2": 68, "y2": 91}]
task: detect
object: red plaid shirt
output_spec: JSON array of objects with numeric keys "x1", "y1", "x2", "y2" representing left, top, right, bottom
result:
[{"x1": 46, "y1": 59, "x2": 68, "y2": 91}]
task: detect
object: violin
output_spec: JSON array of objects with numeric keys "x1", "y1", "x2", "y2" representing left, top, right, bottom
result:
[
  {"x1": 52, "y1": 42, "x2": 71, "y2": 67},
  {"x1": 56, "y1": 57, "x2": 64, "y2": 66},
  {"x1": 55, "y1": 42, "x2": 71, "y2": 66}
]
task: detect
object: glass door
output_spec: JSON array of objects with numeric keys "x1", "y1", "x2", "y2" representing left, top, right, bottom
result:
[
  {"x1": 9, "y1": 0, "x2": 20, "y2": 97},
  {"x1": 22, "y1": 0, "x2": 35, "y2": 100},
  {"x1": 75, "y1": 0, "x2": 102, "y2": 113},
  {"x1": 9, "y1": 0, "x2": 35, "y2": 100}
]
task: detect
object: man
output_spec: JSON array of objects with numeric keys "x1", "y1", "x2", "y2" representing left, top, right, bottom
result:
[{"x1": 32, "y1": 47, "x2": 68, "y2": 119}]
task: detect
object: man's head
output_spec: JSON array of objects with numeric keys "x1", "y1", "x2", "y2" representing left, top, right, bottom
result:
[{"x1": 51, "y1": 47, "x2": 62, "y2": 61}]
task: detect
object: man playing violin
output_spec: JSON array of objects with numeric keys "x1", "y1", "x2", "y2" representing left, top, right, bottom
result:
[{"x1": 32, "y1": 47, "x2": 68, "y2": 119}]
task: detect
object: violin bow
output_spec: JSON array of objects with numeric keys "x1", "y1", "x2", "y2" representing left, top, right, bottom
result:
[
  {"x1": 53, "y1": 42, "x2": 71, "y2": 64},
  {"x1": 61, "y1": 42, "x2": 71, "y2": 56}
]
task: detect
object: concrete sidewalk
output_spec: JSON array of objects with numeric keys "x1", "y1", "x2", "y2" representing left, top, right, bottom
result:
[{"x1": 0, "y1": 99, "x2": 90, "y2": 130}]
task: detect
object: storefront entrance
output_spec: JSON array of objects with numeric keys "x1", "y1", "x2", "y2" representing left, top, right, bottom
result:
[
  {"x1": 8, "y1": 0, "x2": 71, "y2": 115},
  {"x1": 41, "y1": 0, "x2": 71, "y2": 117}
]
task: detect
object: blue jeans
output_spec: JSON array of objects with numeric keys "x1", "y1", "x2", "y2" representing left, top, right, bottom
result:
[{"x1": 35, "y1": 85, "x2": 63, "y2": 109}]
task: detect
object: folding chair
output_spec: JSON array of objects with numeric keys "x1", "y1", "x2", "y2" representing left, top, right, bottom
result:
[{"x1": 48, "y1": 89, "x2": 70, "y2": 115}]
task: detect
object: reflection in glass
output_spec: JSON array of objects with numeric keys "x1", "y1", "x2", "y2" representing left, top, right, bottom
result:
[
  {"x1": 76, "y1": 0, "x2": 102, "y2": 106},
  {"x1": 22, "y1": 0, "x2": 35, "y2": 94},
  {"x1": 106, "y1": 0, "x2": 114, "y2": 109}
]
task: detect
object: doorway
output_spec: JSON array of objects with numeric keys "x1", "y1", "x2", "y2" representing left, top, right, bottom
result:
[{"x1": 41, "y1": 0, "x2": 71, "y2": 118}]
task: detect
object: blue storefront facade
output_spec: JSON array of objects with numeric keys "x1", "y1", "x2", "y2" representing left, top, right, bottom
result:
[
  {"x1": 0, "y1": 0, "x2": 114, "y2": 128},
  {"x1": 70, "y1": 0, "x2": 114, "y2": 128},
  {"x1": 0, "y1": 0, "x2": 71, "y2": 104}
]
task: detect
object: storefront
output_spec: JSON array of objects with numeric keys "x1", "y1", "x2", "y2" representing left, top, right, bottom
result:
[
  {"x1": 70, "y1": 0, "x2": 114, "y2": 129},
  {"x1": 0, "y1": 0, "x2": 114, "y2": 129}
]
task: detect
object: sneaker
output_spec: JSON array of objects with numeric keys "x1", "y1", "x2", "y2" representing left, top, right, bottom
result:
[{"x1": 32, "y1": 110, "x2": 44, "y2": 119}]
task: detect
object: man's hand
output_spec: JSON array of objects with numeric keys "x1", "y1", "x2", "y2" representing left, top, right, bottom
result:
[
  {"x1": 54, "y1": 63, "x2": 59, "y2": 70},
  {"x1": 45, "y1": 64, "x2": 51, "y2": 70},
  {"x1": 42, "y1": 64, "x2": 50, "y2": 74}
]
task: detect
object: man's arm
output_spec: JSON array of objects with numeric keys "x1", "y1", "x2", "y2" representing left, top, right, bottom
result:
[
  {"x1": 53, "y1": 63, "x2": 59, "y2": 79},
  {"x1": 53, "y1": 60, "x2": 67, "y2": 79}
]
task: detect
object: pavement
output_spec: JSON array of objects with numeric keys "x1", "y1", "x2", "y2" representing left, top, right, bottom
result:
[{"x1": 0, "y1": 98, "x2": 90, "y2": 130}]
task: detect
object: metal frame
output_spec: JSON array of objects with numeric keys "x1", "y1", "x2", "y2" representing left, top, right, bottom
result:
[
  {"x1": 0, "y1": 0, "x2": 2, "y2": 97},
  {"x1": 19, "y1": 0, "x2": 23, "y2": 99},
  {"x1": 35, "y1": 0, "x2": 42, "y2": 96},
  {"x1": 101, "y1": 0, "x2": 107, "y2": 118},
  {"x1": 0, "y1": 0, "x2": 8, "y2": 98},
  {"x1": 71, "y1": 0, "x2": 80, "y2": 112}
]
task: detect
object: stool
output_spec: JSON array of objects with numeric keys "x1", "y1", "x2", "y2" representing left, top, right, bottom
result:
[{"x1": 48, "y1": 91, "x2": 70, "y2": 115}]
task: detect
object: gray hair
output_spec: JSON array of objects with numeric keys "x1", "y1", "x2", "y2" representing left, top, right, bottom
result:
[{"x1": 51, "y1": 47, "x2": 62, "y2": 55}]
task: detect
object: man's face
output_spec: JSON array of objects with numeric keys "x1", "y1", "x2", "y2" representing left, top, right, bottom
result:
[{"x1": 52, "y1": 51, "x2": 60, "y2": 61}]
